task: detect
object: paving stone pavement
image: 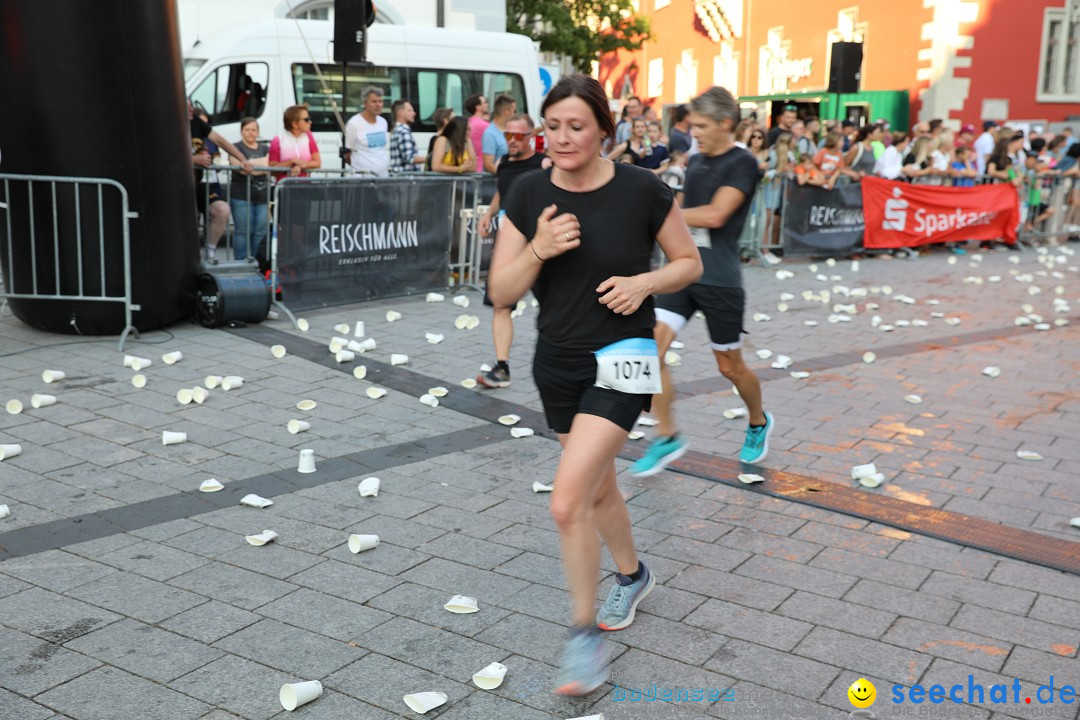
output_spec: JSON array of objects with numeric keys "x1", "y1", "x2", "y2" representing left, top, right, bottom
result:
[{"x1": 1, "y1": 246, "x2": 1079, "y2": 720}]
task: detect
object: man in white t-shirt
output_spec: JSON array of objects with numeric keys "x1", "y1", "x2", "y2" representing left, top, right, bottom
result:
[
  {"x1": 973, "y1": 120, "x2": 998, "y2": 175},
  {"x1": 345, "y1": 86, "x2": 389, "y2": 177}
]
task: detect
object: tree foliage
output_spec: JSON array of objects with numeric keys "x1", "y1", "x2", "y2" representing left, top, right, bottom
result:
[{"x1": 507, "y1": 0, "x2": 651, "y2": 73}]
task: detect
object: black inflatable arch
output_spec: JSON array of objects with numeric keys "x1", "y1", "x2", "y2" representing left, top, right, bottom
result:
[{"x1": 0, "y1": 0, "x2": 198, "y2": 334}]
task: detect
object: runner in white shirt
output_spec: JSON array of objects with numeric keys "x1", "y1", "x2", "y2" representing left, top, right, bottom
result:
[{"x1": 345, "y1": 86, "x2": 389, "y2": 177}]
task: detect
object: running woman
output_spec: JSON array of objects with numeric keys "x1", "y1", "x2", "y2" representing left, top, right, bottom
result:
[
  {"x1": 631, "y1": 86, "x2": 773, "y2": 477},
  {"x1": 488, "y1": 74, "x2": 702, "y2": 695}
]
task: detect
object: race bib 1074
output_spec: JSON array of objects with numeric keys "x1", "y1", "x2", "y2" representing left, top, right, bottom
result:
[{"x1": 594, "y1": 337, "x2": 662, "y2": 395}]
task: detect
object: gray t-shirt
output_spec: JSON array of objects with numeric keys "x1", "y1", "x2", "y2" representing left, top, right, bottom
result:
[{"x1": 682, "y1": 147, "x2": 761, "y2": 288}]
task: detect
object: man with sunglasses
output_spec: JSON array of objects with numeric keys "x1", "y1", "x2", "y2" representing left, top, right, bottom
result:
[{"x1": 477, "y1": 113, "x2": 548, "y2": 389}]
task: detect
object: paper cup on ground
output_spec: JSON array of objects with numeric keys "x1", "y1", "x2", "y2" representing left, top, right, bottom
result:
[
  {"x1": 627, "y1": 431, "x2": 644, "y2": 440},
  {"x1": 358, "y1": 477, "x2": 380, "y2": 497},
  {"x1": 738, "y1": 473, "x2": 765, "y2": 484},
  {"x1": 288, "y1": 419, "x2": 311, "y2": 435},
  {"x1": 199, "y1": 478, "x2": 224, "y2": 492},
  {"x1": 982, "y1": 366, "x2": 1001, "y2": 378},
  {"x1": 723, "y1": 408, "x2": 747, "y2": 419},
  {"x1": 334, "y1": 323, "x2": 351, "y2": 334},
  {"x1": 205, "y1": 375, "x2": 223, "y2": 389},
  {"x1": 5, "y1": 399, "x2": 23, "y2": 415},
  {"x1": 176, "y1": 388, "x2": 194, "y2": 405},
  {"x1": 271, "y1": 344, "x2": 287, "y2": 359},
  {"x1": 246, "y1": 528, "x2": 278, "y2": 546},
  {"x1": 532, "y1": 481, "x2": 553, "y2": 493},
  {"x1": 472, "y1": 662, "x2": 507, "y2": 689},
  {"x1": 192, "y1": 386, "x2": 208, "y2": 404},
  {"x1": 862, "y1": 352, "x2": 876, "y2": 364},
  {"x1": 425, "y1": 333, "x2": 444, "y2": 344},
  {"x1": 453, "y1": 294, "x2": 469, "y2": 307},
  {"x1": 162, "y1": 351, "x2": 183, "y2": 365},
  {"x1": 510, "y1": 427, "x2": 534, "y2": 438},
  {"x1": 461, "y1": 378, "x2": 477, "y2": 388},
  {"x1": 366, "y1": 387, "x2": 387, "y2": 399},
  {"x1": 354, "y1": 321, "x2": 365, "y2": 337},
  {"x1": 0, "y1": 504, "x2": 9, "y2": 519},
  {"x1": 123, "y1": 354, "x2": 143, "y2": 369},
  {"x1": 296, "y1": 399, "x2": 317, "y2": 411},
  {"x1": 280, "y1": 680, "x2": 322, "y2": 711},
  {"x1": 329, "y1": 337, "x2": 348, "y2": 353},
  {"x1": 419, "y1": 394, "x2": 439, "y2": 407},
  {"x1": 221, "y1": 376, "x2": 244, "y2": 391},
  {"x1": 403, "y1": 692, "x2": 447, "y2": 714},
  {"x1": 385, "y1": 310, "x2": 402, "y2": 322},
  {"x1": 296, "y1": 318, "x2": 310, "y2": 331},
  {"x1": 851, "y1": 463, "x2": 878, "y2": 480},
  {"x1": 0, "y1": 443, "x2": 23, "y2": 460},
  {"x1": 498, "y1": 414, "x2": 521, "y2": 426},
  {"x1": 30, "y1": 394, "x2": 57, "y2": 409},
  {"x1": 357, "y1": 337, "x2": 376, "y2": 352},
  {"x1": 348, "y1": 533, "x2": 380, "y2": 553},
  {"x1": 241, "y1": 494, "x2": 274, "y2": 508},
  {"x1": 444, "y1": 595, "x2": 479, "y2": 613},
  {"x1": 335, "y1": 350, "x2": 356, "y2": 363},
  {"x1": 347, "y1": 340, "x2": 365, "y2": 353},
  {"x1": 426, "y1": 292, "x2": 445, "y2": 303},
  {"x1": 428, "y1": 387, "x2": 448, "y2": 397},
  {"x1": 353, "y1": 366, "x2": 368, "y2": 380},
  {"x1": 162, "y1": 431, "x2": 187, "y2": 446},
  {"x1": 42, "y1": 369, "x2": 66, "y2": 383},
  {"x1": 267, "y1": 310, "x2": 280, "y2": 320},
  {"x1": 297, "y1": 449, "x2": 316, "y2": 473},
  {"x1": 131, "y1": 374, "x2": 147, "y2": 388},
  {"x1": 859, "y1": 473, "x2": 886, "y2": 488},
  {"x1": 390, "y1": 354, "x2": 408, "y2": 366}
]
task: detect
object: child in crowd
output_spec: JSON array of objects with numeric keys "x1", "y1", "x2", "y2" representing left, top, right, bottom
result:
[
  {"x1": 950, "y1": 146, "x2": 977, "y2": 187},
  {"x1": 795, "y1": 153, "x2": 827, "y2": 186},
  {"x1": 1023, "y1": 154, "x2": 1055, "y2": 232},
  {"x1": 813, "y1": 133, "x2": 846, "y2": 188},
  {"x1": 658, "y1": 150, "x2": 687, "y2": 191}
]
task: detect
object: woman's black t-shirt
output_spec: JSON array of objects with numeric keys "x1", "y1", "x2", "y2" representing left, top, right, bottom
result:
[{"x1": 503, "y1": 162, "x2": 674, "y2": 351}]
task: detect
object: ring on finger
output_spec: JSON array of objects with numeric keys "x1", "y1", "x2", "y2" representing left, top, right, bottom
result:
[{"x1": 564, "y1": 232, "x2": 571, "y2": 242}]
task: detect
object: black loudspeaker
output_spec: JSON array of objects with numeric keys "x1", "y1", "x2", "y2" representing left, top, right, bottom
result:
[
  {"x1": 334, "y1": 0, "x2": 377, "y2": 64},
  {"x1": 192, "y1": 273, "x2": 271, "y2": 328},
  {"x1": 829, "y1": 42, "x2": 863, "y2": 94}
]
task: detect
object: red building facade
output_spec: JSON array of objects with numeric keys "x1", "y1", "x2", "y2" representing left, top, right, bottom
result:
[{"x1": 599, "y1": 0, "x2": 1080, "y2": 129}]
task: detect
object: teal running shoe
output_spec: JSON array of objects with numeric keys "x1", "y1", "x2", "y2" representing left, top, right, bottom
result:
[
  {"x1": 596, "y1": 563, "x2": 655, "y2": 631},
  {"x1": 554, "y1": 630, "x2": 609, "y2": 696},
  {"x1": 739, "y1": 411, "x2": 775, "y2": 464},
  {"x1": 629, "y1": 435, "x2": 689, "y2": 477}
]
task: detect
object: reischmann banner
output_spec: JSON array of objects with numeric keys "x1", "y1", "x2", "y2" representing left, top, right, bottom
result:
[
  {"x1": 275, "y1": 177, "x2": 456, "y2": 311},
  {"x1": 781, "y1": 181, "x2": 866, "y2": 257}
]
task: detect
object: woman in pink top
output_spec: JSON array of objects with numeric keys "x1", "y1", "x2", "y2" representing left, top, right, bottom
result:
[{"x1": 269, "y1": 105, "x2": 322, "y2": 178}]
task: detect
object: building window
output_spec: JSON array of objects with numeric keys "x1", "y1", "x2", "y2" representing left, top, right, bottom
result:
[
  {"x1": 713, "y1": 41, "x2": 740, "y2": 93},
  {"x1": 648, "y1": 57, "x2": 664, "y2": 98},
  {"x1": 674, "y1": 50, "x2": 698, "y2": 103},
  {"x1": 1038, "y1": 5, "x2": 1080, "y2": 101}
]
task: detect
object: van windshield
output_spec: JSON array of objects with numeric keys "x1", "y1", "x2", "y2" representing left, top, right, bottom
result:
[
  {"x1": 184, "y1": 58, "x2": 207, "y2": 82},
  {"x1": 292, "y1": 63, "x2": 527, "y2": 134}
]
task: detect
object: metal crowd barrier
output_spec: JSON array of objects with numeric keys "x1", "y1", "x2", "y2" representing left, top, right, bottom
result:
[
  {"x1": 197, "y1": 164, "x2": 355, "y2": 268},
  {"x1": 0, "y1": 173, "x2": 139, "y2": 351},
  {"x1": 1017, "y1": 172, "x2": 1080, "y2": 245},
  {"x1": 268, "y1": 173, "x2": 486, "y2": 328}
]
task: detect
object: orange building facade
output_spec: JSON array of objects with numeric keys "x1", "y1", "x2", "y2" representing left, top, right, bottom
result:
[{"x1": 598, "y1": 0, "x2": 1080, "y2": 130}]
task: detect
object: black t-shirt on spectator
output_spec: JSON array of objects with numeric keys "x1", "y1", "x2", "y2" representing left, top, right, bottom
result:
[
  {"x1": 637, "y1": 144, "x2": 670, "y2": 170},
  {"x1": 669, "y1": 127, "x2": 692, "y2": 153},
  {"x1": 191, "y1": 116, "x2": 213, "y2": 184},
  {"x1": 495, "y1": 152, "x2": 545, "y2": 203},
  {"x1": 903, "y1": 153, "x2": 930, "y2": 170},
  {"x1": 504, "y1": 163, "x2": 674, "y2": 350}
]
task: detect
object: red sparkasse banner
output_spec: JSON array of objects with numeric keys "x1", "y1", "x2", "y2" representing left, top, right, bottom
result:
[{"x1": 861, "y1": 177, "x2": 1020, "y2": 248}]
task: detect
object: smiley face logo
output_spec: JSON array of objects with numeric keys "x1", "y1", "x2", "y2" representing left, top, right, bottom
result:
[{"x1": 848, "y1": 678, "x2": 876, "y2": 708}]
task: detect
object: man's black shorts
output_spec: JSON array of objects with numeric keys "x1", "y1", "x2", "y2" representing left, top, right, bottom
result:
[{"x1": 654, "y1": 285, "x2": 746, "y2": 350}]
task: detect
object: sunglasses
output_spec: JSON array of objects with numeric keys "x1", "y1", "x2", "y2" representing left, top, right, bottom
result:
[
  {"x1": 300, "y1": 117, "x2": 312, "y2": 123},
  {"x1": 503, "y1": 131, "x2": 529, "y2": 141},
  {"x1": 751, "y1": 134, "x2": 764, "y2": 139}
]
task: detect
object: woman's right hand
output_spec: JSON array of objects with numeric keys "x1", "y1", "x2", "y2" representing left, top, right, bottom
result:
[{"x1": 531, "y1": 205, "x2": 580, "y2": 261}]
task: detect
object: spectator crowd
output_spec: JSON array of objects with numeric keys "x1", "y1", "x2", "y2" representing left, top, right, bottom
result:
[{"x1": 191, "y1": 88, "x2": 1080, "y2": 266}]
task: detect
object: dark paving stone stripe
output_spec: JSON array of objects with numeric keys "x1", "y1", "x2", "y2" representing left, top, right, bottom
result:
[
  {"x1": 676, "y1": 320, "x2": 1079, "y2": 398},
  {"x1": 0, "y1": 425, "x2": 503, "y2": 561},
  {"x1": 227, "y1": 322, "x2": 1080, "y2": 576}
]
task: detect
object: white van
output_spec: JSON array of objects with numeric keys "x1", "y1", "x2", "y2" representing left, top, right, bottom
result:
[{"x1": 184, "y1": 19, "x2": 542, "y2": 167}]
